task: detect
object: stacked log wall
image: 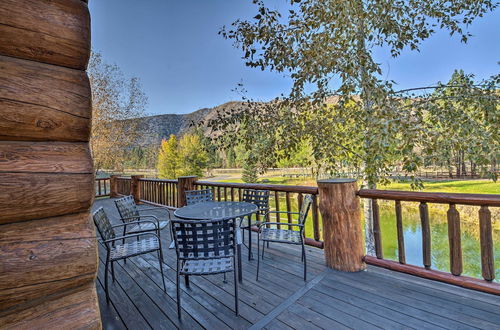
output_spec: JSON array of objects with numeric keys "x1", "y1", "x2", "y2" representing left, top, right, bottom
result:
[{"x1": 0, "y1": 0, "x2": 100, "y2": 327}]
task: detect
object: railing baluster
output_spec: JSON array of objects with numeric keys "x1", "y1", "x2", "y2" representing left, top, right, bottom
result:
[
  {"x1": 372, "y1": 199, "x2": 383, "y2": 259},
  {"x1": 395, "y1": 200, "x2": 406, "y2": 264},
  {"x1": 419, "y1": 202, "x2": 431, "y2": 269},
  {"x1": 231, "y1": 187, "x2": 235, "y2": 201},
  {"x1": 224, "y1": 187, "x2": 227, "y2": 201},
  {"x1": 217, "y1": 187, "x2": 221, "y2": 201},
  {"x1": 479, "y1": 206, "x2": 494, "y2": 281},
  {"x1": 238, "y1": 188, "x2": 242, "y2": 201},
  {"x1": 275, "y1": 191, "x2": 280, "y2": 229},
  {"x1": 286, "y1": 192, "x2": 292, "y2": 223},
  {"x1": 312, "y1": 194, "x2": 320, "y2": 241},
  {"x1": 297, "y1": 192, "x2": 303, "y2": 211},
  {"x1": 447, "y1": 204, "x2": 462, "y2": 276}
]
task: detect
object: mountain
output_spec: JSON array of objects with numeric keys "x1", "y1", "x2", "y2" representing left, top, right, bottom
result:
[{"x1": 133, "y1": 101, "x2": 245, "y2": 146}]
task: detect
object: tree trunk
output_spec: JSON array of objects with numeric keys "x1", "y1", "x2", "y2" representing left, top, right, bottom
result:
[{"x1": 364, "y1": 192, "x2": 376, "y2": 256}]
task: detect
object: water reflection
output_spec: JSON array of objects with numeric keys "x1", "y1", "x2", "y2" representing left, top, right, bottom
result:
[{"x1": 376, "y1": 203, "x2": 499, "y2": 283}]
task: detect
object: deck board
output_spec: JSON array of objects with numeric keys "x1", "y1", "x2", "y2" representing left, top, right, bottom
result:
[{"x1": 93, "y1": 198, "x2": 500, "y2": 330}]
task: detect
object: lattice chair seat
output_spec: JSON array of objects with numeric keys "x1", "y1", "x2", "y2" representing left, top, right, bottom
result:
[
  {"x1": 171, "y1": 217, "x2": 239, "y2": 317},
  {"x1": 261, "y1": 228, "x2": 303, "y2": 244},
  {"x1": 181, "y1": 257, "x2": 233, "y2": 275},
  {"x1": 127, "y1": 220, "x2": 169, "y2": 233},
  {"x1": 185, "y1": 189, "x2": 214, "y2": 205},
  {"x1": 93, "y1": 207, "x2": 167, "y2": 303},
  {"x1": 110, "y1": 236, "x2": 160, "y2": 260}
]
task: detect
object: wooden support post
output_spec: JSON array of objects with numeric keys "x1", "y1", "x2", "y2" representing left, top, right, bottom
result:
[
  {"x1": 317, "y1": 179, "x2": 365, "y2": 272},
  {"x1": 447, "y1": 204, "x2": 462, "y2": 276},
  {"x1": 479, "y1": 206, "x2": 494, "y2": 281},
  {"x1": 419, "y1": 202, "x2": 432, "y2": 269},
  {"x1": 131, "y1": 175, "x2": 143, "y2": 204},
  {"x1": 177, "y1": 176, "x2": 197, "y2": 207},
  {"x1": 109, "y1": 175, "x2": 118, "y2": 198}
]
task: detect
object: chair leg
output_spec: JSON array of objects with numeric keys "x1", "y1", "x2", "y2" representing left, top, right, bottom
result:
[
  {"x1": 223, "y1": 272, "x2": 227, "y2": 283},
  {"x1": 105, "y1": 252, "x2": 110, "y2": 304},
  {"x1": 256, "y1": 233, "x2": 261, "y2": 281},
  {"x1": 261, "y1": 238, "x2": 266, "y2": 259},
  {"x1": 122, "y1": 225, "x2": 126, "y2": 245},
  {"x1": 184, "y1": 275, "x2": 190, "y2": 288},
  {"x1": 176, "y1": 265, "x2": 181, "y2": 319},
  {"x1": 302, "y1": 243, "x2": 307, "y2": 281},
  {"x1": 122, "y1": 226, "x2": 127, "y2": 264},
  {"x1": 111, "y1": 261, "x2": 115, "y2": 282},
  {"x1": 248, "y1": 224, "x2": 253, "y2": 260},
  {"x1": 158, "y1": 250, "x2": 167, "y2": 293},
  {"x1": 233, "y1": 265, "x2": 239, "y2": 316}
]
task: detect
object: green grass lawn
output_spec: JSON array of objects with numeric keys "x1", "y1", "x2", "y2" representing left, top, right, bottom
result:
[{"x1": 380, "y1": 179, "x2": 499, "y2": 194}]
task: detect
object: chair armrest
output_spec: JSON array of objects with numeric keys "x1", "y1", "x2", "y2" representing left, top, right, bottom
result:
[
  {"x1": 104, "y1": 232, "x2": 159, "y2": 243},
  {"x1": 258, "y1": 222, "x2": 303, "y2": 229},
  {"x1": 121, "y1": 215, "x2": 161, "y2": 224},
  {"x1": 112, "y1": 219, "x2": 159, "y2": 229}
]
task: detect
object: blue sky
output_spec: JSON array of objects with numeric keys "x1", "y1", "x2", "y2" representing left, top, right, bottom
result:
[{"x1": 89, "y1": 1, "x2": 499, "y2": 115}]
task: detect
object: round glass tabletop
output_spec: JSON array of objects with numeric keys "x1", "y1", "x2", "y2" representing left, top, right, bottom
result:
[{"x1": 174, "y1": 201, "x2": 258, "y2": 220}]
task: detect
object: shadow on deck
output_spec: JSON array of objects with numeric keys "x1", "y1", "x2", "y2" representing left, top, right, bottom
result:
[{"x1": 93, "y1": 198, "x2": 500, "y2": 330}]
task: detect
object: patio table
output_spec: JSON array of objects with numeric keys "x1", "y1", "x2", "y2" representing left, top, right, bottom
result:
[{"x1": 174, "y1": 201, "x2": 258, "y2": 283}]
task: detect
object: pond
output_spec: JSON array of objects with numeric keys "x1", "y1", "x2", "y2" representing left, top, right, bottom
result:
[{"x1": 375, "y1": 202, "x2": 500, "y2": 283}]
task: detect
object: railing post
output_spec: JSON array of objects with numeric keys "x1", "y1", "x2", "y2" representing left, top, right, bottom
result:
[
  {"x1": 177, "y1": 176, "x2": 197, "y2": 207},
  {"x1": 317, "y1": 179, "x2": 365, "y2": 272},
  {"x1": 131, "y1": 175, "x2": 143, "y2": 204},
  {"x1": 109, "y1": 175, "x2": 118, "y2": 198}
]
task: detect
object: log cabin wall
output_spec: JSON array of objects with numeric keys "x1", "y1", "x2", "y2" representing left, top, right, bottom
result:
[{"x1": 0, "y1": 0, "x2": 101, "y2": 328}]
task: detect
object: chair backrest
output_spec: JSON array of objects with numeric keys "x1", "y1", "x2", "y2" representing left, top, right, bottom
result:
[
  {"x1": 171, "y1": 217, "x2": 236, "y2": 260},
  {"x1": 242, "y1": 189, "x2": 270, "y2": 216},
  {"x1": 185, "y1": 189, "x2": 214, "y2": 205},
  {"x1": 114, "y1": 195, "x2": 140, "y2": 223},
  {"x1": 93, "y1": 207, "x2": 115, "y2": 244},
  {"x1": 298, "y1": 195, "x2": 314, "y2": 225}
]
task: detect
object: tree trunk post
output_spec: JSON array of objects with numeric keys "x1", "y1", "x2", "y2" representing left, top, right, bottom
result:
[
  {"x1": 177, "y1": 176, "x2": 197, "y2": 207},
  {"x1": 109, "y1": 175, "x2": 119, "y2": 198},
  {"x1": 317, "y1": 179, "x2": 366, "y2": 272},
  {"x1": 131, "y1": 175, "x2": 143, "y2": 204}
]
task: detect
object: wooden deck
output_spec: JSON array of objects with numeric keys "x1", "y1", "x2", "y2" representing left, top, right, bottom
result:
[{"x1": 93, "y1": 198, "x2": 500, "y2": 330}]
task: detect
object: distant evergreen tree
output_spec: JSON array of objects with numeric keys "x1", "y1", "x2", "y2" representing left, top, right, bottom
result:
[{"x1": 241, "y1": 154, "x2": 258, "y2": 183}]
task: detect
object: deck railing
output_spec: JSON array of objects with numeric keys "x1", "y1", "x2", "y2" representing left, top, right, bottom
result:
[
  {"x1": 95, "y1": 178, "x2": 110, "y2": 197},
  {"x1": 139, "y1": 178, "x2": 179, "y2": 208},
  {"x1": 101, "y1": 176, "x2": 498, "y2": 294},
  {"x1": 358, "y1": 189, "x2": 499, "y2": 294}
]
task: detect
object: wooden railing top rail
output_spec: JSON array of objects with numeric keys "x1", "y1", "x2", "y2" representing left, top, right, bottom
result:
[
  {"x1": 116, "y1": 176, "x2": 131, "y2": 180},
  {"x1": 357, "y1": 189, "x2": 500, "y2": 206},
  {"x1": 195, "y1": 180, "x2": 319, "y2": 194},
  {"x1": 139, "y1": 178, "x2": 178, "y2": 183}
]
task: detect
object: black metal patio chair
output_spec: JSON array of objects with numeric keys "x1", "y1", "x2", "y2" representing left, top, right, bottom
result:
[
  {"x1": 171, "y1": 216, "x2": 239, "y2": 318},
  {"x1": 256, "y1": 194, "x2": 313, "y2": 281},
  {"x1": 114, "y1": 195, "x2": 171, "y2": 239},
  {"x1": 93, "y1": 207, "x2": 166, "y2": 303},
  {"x1": 185, "y1": 188, "x2": 214, "y2": 205},
  {"x1": 239, "y1": 189, "x2": 270, "y2": 260}
]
